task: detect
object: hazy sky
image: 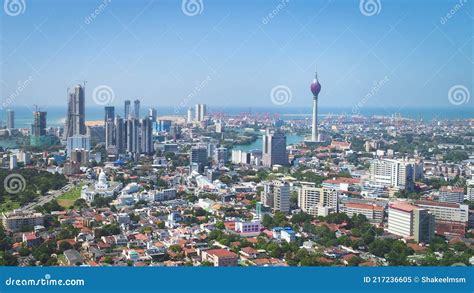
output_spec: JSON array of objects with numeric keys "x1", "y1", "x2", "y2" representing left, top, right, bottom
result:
[{"x1": 1, "y1": 0, "x2": 472, "y2": 112}]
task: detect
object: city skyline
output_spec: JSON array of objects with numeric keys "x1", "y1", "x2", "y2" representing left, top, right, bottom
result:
[{"x1": 1, "y1": 0, "x2": 472, "y2": 111}]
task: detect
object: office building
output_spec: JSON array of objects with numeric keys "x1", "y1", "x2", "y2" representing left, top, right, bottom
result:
[
  {"x1": 262, "y1": 181, "x2": 290, "y2": 213},
  {"x1": 124, "y1": 100, "x2": 131, "y2": 119},
  {"x1": 213, "y1": 147, "x2": 228, "y2": 163},
  {"x1": 31, "y1": 111, "x2": 47, "y2": 136},
  {"x1": 64, "y1": 84, "x2": 86, "y2": 139},
  {"x1": 114, "y1": 116, "x2": 125, "y2": 153},
  {"x1": 262, "y1": 130, "x2": 288, "y2": 167},
  {"x1": 140, "y1": 118, "x2": 153, "y2": 155},
  {"x1": 148, "y1": 108, "x2": 157, "y2": 122},
  {"x1": 134, "y1": 99, "x2": 140, "y2": 119},
  {"x1": 6, "y1": 109, "x2": 14, "y2": 129},
  {"x1": 104, "y1": 106, "x2": 115, "y2": 148},
  {"x1": 415, "y1": 200, "x2": 468, "y2": 224},
  {"x1": 195, "y1": 104, "x2": 206, "y2": 122},
  {"x1": 2, "y1": 210, "x2": 44, "y2": 232},
  {"x1": 438, "y1": 186, "x2": 465, "y2": 203},
  {"x1": 66, "y1": 135, "x2": 91, "y2": 158},
  {"x1": 387, "y1": 202, "x2": 435, "y2": 243},
  {"x1": 187, "y1": 108, "x2": 194, "y2": 124},
  {"x1": 190, "y1": 146, "x2": 208, "y2": 173},
  {"x1": 125, "y1": 118, "x2": 140, "y2": 153}
]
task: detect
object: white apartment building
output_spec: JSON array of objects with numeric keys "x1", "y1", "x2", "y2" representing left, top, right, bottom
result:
[
  {"x1": 298, "y1": 183, "x2": 338, "y2": 216},
  {"x1": 339, "y1": 202, "x2": 384, "y2": 223},
  {"x1": 262, "y1": 181, "x2": 290, "y2": 213},
  {"x1": 415, "y1": 200, "x2": 468, "y2": 223},
  {"x1": 369, "y1": 158, "x2": 423, "y2": 190}
]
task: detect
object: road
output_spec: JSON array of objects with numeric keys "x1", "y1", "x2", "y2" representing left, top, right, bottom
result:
[{"x1": 21, "y1": 183, "x2": 74, "y2": 212}]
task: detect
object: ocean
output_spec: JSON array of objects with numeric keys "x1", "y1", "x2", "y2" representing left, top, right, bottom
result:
[{"x1": 1, "y1": 106, "x2": 472, "y2": 129}]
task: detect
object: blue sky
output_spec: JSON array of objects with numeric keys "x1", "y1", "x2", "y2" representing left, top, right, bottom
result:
[{"x1": 1, "y1": 0, "x2": 472, "y2": 112}]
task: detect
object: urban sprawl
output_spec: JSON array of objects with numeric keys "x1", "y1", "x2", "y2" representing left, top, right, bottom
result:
[{"x1": 0, "y1": 74, "x2": 473, "y2": 267}]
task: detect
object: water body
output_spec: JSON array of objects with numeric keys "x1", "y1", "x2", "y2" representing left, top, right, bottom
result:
[
  {"x1": 1, "y1": 106, "x2": 472, "y2": 129},
  {"x1": 233, "y1": 134, "x2": 305, "y2": 152}
]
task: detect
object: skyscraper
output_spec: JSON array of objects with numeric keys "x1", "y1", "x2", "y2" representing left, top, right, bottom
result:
[
  {"x1": 124, "y1": 100, "x2": 131, "y2": 119},
  {"x1": 134, "y1": 99, "x2": 140, "y2": 119},
  {"x1": 195, "y1": 104, "x2": 206, "y2": 122},
  {"x1": 148, "y1": 108, "x2": 157, "y2": 122},
  {"x1": 104, "y1": 106, "x2": 115, "y2": 148},
  {"x1": 140, "y1": 118, "x2": 153, "y2": 155},
  {"x1": 125, "y1": 118, "x2": 139, "y2": 153},
  {"x1": 262, "y1": 130, "x2": 288, "y2": 167},
  {"x1": 310, "y1": 72, "x2": 321, "y2": 142},
  {"x1": 31, "y1": 111, "x2": 47, "y2": 136},
  {"x1": 190, "y1": 145, "x2": 208, "y2": 173},
  {"x1": 187, "y1": 108, "x2": 194, "y2": 124},
  {"x1": 115, "y1": 116, "x2": 125, "y2": 153},
  {"x1": 6, "y1": 109, "x2": 14, "y2": 129},
  {"x1": 64, "y1": 84, "x2": 86, "y2": 138}
]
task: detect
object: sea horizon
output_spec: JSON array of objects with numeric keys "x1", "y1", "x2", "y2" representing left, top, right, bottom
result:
[{"x1": 1, "y1": 105, "x2": 472, "y2": 129}]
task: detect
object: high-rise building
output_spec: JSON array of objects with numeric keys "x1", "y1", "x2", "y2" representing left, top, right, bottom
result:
[
  {"x1": 148, "y1": 108, "x2": 157, "y2": 122},
  {"x1": 134, "y1": 99, "x2": 140, "y2": 119},
  {"x1": 387, "y1": 202, "x2": 435, "y2": 243},
  {"x1": 114, "y1": 116, "x2": 125, "y2": 153},
  {"x1": 195, "y1": 104, "x2": 206, "y2": 122},
  {"x1": 187, "y1": 108, "x2": 194, "y2": 124},
  {"x1": 369, "y1": 159, "x2": 423, "y2": 190},
  {"x1": 66, "y1": 135, "x2": 91, "y2": 158},
  {"x1": 213, "y1": 147, "x2": 228, "y2": 163},
  {"x1": 125, "y1": 118, "x2": 139, "y2": 153},
  {"x1": 190, "y1": 146, "x2": 208, "y2": 173},
  {"x1": 140, "y1": 118, "x2": 153, "y2": 155},
  {"x1": 262, "y1": 181, "x2": 290, "y2": 213},
  {"x1": 124, "y1": 100, "x2": 131, "y2": 119},
  {"x1": 64, "y1": 84, "x2": 86, "y2": 139},
  {"x1": 298, "y1": 183, "x2": 338, "y2": 216},
  {"x1": 310, "y1": 72, "x2": 321, "y2": 142},
  {"x1": 31, "y1": 111, "x2": 47, "y2": 136},
  {"x1": 262, "y1": 130, "x2": 287, "y2": 167},
  {"x1": 104, "y1": 106, "x2": 115, "y2": 148},
  {"x1": 6, "y1": 109, "x2": 14, "y2": 129}
]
